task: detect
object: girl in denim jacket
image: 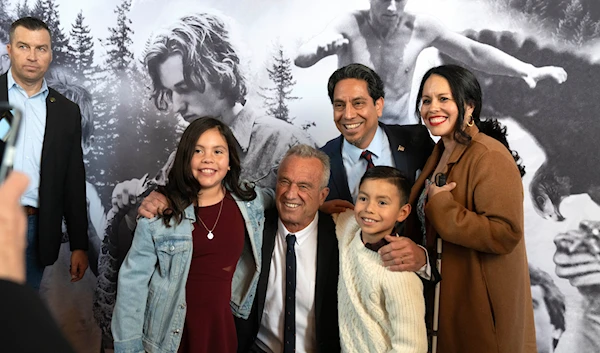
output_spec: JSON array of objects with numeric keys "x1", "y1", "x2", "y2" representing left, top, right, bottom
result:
[{"x1": 112, "y1": 117, "x2": 271, "y2": 353}]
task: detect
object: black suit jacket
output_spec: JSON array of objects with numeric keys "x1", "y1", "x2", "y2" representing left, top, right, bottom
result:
[
  {"x1": 0, "y1": 73, "x2": 88, "y2": 266},
  {"x1": 321, "y1": 122, "x2": 434, "y2": 203},
  {"x1": 0, "y1": 279, "x2": 75, "y2": 352},
  {"x1": 236, "y1": 209, "x2": 340, "y2": 353},
  {"x1": 0, "y1": 108, "x2": 14, "y2": 174}
]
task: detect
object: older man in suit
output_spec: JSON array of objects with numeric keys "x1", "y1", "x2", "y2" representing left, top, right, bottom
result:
[
  {"x1": 236, "y1": 144, "x2": 340, "y2": 353},
  {"x1": 321, "y1": 63, "x2": 433, "y2": 273},
  {"x1": 1, "y1": 17, "x2": 88, "y2": 290}
]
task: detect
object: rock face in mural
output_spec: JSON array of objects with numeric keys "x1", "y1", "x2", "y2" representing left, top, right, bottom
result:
[
  {"x1": 3, "y1": 0, "x2": 597, "y2": 352},
  {"x1": 453, "y1": 29, "x2": 600, "y2": 222}
]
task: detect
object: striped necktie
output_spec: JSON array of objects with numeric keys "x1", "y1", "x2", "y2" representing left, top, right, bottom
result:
[{"x1": 360, "y1": 150, "x2": 375, "y2": 170}]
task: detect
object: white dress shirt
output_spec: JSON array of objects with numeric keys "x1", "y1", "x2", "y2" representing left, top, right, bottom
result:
[
  {"x1": 342, "y1": 125, "x2": 393, "y2": 203},
  {"x1": 256, "y1": 214, "x2": 319, "y2": 353}
]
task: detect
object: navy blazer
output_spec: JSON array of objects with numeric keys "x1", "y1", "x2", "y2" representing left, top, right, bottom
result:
[
  {"x1": 0, "y1": 73, "x2": 88, "y2": 266},
  {"x1": 236, "y1": 208, "x2": 340, "y2": 353},
  {"x1": 321, "y1": 122, "x2": 434, "y2": 203}
]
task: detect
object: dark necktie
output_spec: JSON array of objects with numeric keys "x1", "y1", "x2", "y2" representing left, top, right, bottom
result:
[
  {"x1": 284, "y1": 233, "x2": 296, "y2": 353},
  {"x1": 360, "y1": 150, "x2": 376, "y2": 170}
]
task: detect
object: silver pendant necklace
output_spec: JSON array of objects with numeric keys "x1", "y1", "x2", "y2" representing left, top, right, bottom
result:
[{"x1": 197, "y1": 196, "x2": 225, "y2": 240}]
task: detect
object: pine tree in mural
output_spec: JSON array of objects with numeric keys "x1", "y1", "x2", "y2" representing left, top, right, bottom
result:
[
  {"x1": 93, "y1": 1, "x2": 178, "y2": 343},
  {"x1": 44, "y1": 0, "x2": 74, "y2": 67},
  {"x1": 25, "y1": 0, "x2": 75, "y2": 67},
  {"x1": 93, "y1": 0, "x2": 137, "y2": 341},
  {"x1": 102, "y1": 0, "x2": 134, "y2": 72},
  {"x1": 557, "y1": 0, "x2": 600, "y2": 46},
  {"x1": 530, "y1": 0, "x2": 548, "y2": 20},
  {"x1": 29, "y1": 0, "x2": 43, "y2": 19},
  {"x1": 45, "y1": 0, "x2": 74, "y2": 67},
  {"x1": 15, "y1": 0, "x2": 31, "y2": 18},
  {"x1": 94, "y1": 0, "x2": 135, "y2": 182},
  {"x1": 69, "y1": 11, "x2": 95, "y2": 77},
  {"x1": 0, "y1": 0, "x2": 13, "y2": 31},
  {"x1": 261, "y1": 44, "x2": 299, "y2": 123},
  {"x1": 261, "y1": 44, "x2": 316, "y2": 131},
  {"x1": 92, "y1": 0, "x2": 175, "y2": 196},
  {"x1": 495, "y1": 0, "x2": 600, "y2": 46}
]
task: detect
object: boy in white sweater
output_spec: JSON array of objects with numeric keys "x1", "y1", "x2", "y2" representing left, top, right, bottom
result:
[{"x1": 335, "y1": 166, "x2": 427, "y2": 353}]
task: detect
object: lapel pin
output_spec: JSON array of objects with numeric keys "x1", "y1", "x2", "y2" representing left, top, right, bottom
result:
[
  {"x1": 50, "y1": 97, "x2": 56, "y2": 103},
  {"x1": 397, "y1": 145, "x2": 405, "y2": 152}
]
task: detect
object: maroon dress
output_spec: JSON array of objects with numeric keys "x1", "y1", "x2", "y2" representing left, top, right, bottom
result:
[{"x1": 178, "y1": 192, "x2": 245, "y2": 353}]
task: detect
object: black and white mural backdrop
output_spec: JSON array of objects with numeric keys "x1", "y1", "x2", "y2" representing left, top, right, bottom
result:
[{"x1": 2, "y1": 0, "x2": 598, "y2": 352}]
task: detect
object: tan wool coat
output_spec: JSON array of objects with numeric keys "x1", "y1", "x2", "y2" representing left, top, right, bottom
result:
[{"x1": 405, "y1": 125, "x2": 536, "y2": 353}]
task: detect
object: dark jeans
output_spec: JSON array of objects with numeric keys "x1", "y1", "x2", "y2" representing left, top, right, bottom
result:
[{"x1": 26, "y1": 215, "x2": 45, "y2": 290}]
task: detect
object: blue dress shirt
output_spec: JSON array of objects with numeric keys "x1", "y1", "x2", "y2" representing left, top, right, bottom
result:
[
  {"x1": 341, "y1": 126, "x2": 394, "y2": 202},
  {"x1": 8, "y1": 69, "x2": 49, "y2": 207}
]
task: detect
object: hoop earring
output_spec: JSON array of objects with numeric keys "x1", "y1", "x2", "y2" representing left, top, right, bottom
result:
[{"x1": 467, "y1": 115, "x2": 474, "y2": 127}]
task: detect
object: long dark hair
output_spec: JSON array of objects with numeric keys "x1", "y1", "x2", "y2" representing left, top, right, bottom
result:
[
  {"x1": 158, "y1": 117, "x2": 256, "y2": 226},
  {"x1": 415, "y1": 65, "x2": 525, "y2": 177}
]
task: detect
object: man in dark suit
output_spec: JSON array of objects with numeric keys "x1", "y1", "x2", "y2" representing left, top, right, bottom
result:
[
  {"x1": 0, "y1": 171, "x2": 75, "y2": 353},
  {"x1": 321, "y1": 63, "x2": 434, "y2": 273},
  {"x1": 2, "y1": 17, "x2": 88, "y2": 290},
  {"x1": 236, "y1": 144, "x2": 340, "y2": 353}
]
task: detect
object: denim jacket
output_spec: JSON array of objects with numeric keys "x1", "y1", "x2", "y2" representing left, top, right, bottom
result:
[{"x1": 111, "y1": 187, "x2": 272, "y2": 353}]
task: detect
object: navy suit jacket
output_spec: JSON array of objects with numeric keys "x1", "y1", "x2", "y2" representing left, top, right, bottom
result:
[
  {"x1": 0, "y1": 73, "x2": 88, "y2": 266},
  {"x1": 321, "y1": 122, "x2": 434, "y2": 203},
  {"x1": 236, "y1": 209, "x2": 340, "y2": 353}
]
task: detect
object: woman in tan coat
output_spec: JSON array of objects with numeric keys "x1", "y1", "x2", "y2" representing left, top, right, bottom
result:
[{"x1": 405, "y1": 64, "x2": 536, "y2": 353}]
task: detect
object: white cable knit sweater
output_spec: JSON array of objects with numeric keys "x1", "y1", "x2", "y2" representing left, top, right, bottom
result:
[{"x1": 335, "y1": 210, "x2": 427, "y2": 353}]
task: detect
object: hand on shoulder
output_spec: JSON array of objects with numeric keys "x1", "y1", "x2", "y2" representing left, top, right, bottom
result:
[
  {"x1": 138, "y1": 190, "x2": 169, "y2": 219},
  {"x1": 320, "y1": 199, "x2": 354, "y2": 215}
]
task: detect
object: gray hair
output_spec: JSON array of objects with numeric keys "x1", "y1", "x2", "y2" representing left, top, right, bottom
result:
[{"x1": 282, "y1": 144, "x2": 330, "y2": 189}]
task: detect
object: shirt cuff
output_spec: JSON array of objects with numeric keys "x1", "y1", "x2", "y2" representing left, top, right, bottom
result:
[{"x1": 415, "y1": 245, "x2": 431, "y2": 280}]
